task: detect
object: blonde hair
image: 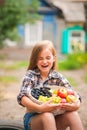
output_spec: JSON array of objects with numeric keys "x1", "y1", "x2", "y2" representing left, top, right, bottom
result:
[{"x1": 27, "y1": 40, "x2": 57, "y2": 70}]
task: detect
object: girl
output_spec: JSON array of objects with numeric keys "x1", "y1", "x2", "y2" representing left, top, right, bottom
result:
[{"x1": 17, "y1": 40, "x2": 84, "y2": 130}]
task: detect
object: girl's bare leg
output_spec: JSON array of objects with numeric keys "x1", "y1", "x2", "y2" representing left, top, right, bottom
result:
[
  {"x1": 55, "y1": 111, "x2": 84, "y2": 130},
  {"x1": 30, "y1": 112, "x2": 57, "y2": 130}
]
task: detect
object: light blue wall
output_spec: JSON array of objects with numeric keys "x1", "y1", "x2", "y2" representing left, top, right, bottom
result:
[{"x1": 42, "y1": 15, "x2": 57, "y2": 47}]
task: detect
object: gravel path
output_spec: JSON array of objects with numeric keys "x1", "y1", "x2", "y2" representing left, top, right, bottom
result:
[{"x1": 0, "y1": 67, "x2": 87, "y2": 129}]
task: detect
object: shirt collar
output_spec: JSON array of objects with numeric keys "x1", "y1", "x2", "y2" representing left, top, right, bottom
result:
[
  {"x1": 29, "y1": 69, "x2": 59, "y2": 79},
  {"x1": 29, "y1": 69, "x2": 40, "y2": 75},
  {"x1": 48, "y1": 70, "x2": 59, "y2": 79}
]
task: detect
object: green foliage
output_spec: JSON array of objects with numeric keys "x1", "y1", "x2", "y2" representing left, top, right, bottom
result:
[
  {"x1": 58, "y1": 53, "x2": 87, "y2": 70},
  {"x1": 0, "y1": 0, "x2": 40, "y2": 47},
  {"x1": 66, "y1": 77, "x2": 78, "y2": 87},
  {"x1": 0, "y1": 75, "x2": 19, "y2": 83}
]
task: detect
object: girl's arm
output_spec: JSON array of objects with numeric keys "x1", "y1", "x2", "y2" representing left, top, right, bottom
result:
[
  {"x1": 21, "y1": 96, "x2": 42, "y2": 112},
  {"x1": 21, "y1": 95, "x2": 63, "y2": 113}
]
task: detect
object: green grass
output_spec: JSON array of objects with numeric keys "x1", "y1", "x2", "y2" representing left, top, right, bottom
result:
[
  {"x1": 58, "y1": 53, "x2": 87, "y2": 70},
  {"x1": 66, "y1": 77, "x2": 78, "y2": 87},
  {"x1": 0, "y1": 54, "x2": 7, "y2": 60},
  {"x1": 0, "y1": 61, "x2": 28, "y2": 70},
  {"x1": 0, "y1": 61, "x2": 28, "y2": 84},
  {"x1": 0, "y1": 76, "x2": 19, "y2": 83}
]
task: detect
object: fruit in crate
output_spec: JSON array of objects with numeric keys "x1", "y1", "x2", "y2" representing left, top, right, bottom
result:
[
  {"x1": 67, "y1": 89, "x2": 75, "y2": 95},
  {"x1": 66, "y1": 95, "x2": 77, "y2": 103},
  {"x1": 38, "y1": 95, "x2": 49, "y2": 102},
  {"x1": 57, "y1": 88, "x2": 67, "y2": 98},
  {"x1": 61, "y1": 98, "x2": 67, "y2": 103},
  {"x1": 30, "y1": 86, "x2": 78, "y2": 104},
  {"x1": 31, "y1": 87, "x2": 52, "y2": 100},
  {"x1": 52, "y1": 89, "x2": 58, "y2": 95},
  {"x1": 51, "y1": 96, "x2": 61, "y2": 104},
  {"x1": 38, "y1": 95, "x2": 61, "y2": 104},
  {"x1": 29, "y1": 86, "x2": 78, "y2": 115}
]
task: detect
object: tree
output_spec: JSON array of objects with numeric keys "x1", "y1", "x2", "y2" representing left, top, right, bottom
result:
[{"x1": 0, "y1": 0, "x2": 40, "y2": 48}]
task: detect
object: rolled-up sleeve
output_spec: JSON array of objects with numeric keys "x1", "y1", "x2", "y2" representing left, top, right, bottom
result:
[{"x1": 17, "y1": 73, "x2": 34, "y2": 106}]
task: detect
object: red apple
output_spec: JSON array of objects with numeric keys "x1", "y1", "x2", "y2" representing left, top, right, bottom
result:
[
  {"x1": 67, "y1": 89, "x2": 75, "y2": 95},
  {"x1": 57, "y1": 88, "x2": 67, "y2": 98}
]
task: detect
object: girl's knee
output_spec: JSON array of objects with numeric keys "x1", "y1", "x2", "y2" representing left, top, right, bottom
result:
[
  {"x1": 41, "y1": 112, "x2": 54, "y2": 119},
  {"x1": 64, "y1": 111, "x2": 81, "y2": 124},
  {"x1": 40, "y1": 112, "x2": 55, "y2": 123},
  {"x1": 65, "y1": 111, "x2": 78, "y2": 117},
  {"x1": 40, "y1": 112, "x2": 57, "y2": 130}
]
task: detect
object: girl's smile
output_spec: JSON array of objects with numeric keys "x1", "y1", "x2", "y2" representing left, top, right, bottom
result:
[{"x1": 37, "y1": 48, "x2": 55, "y2": 77}]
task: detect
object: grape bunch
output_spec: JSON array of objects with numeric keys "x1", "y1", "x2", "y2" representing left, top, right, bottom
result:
[{"x1": 31, "y1": 87, "x2": 52, "y2": 99}]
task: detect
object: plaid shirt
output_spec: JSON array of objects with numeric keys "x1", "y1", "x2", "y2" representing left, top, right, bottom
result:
[{"x1": 17, "y1": 69, "x2": 72, "y2": 105}]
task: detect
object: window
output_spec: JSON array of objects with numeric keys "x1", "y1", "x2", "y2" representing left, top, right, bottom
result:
[
  {"x1": 69, "y1": 31, "x2": 85, "y2": 52},
  {"x1": 24, "y1": 21, "x2": 42, "y2": 46}
]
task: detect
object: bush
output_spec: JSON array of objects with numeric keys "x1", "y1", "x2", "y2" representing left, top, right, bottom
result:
[{"x1": 58, "y1": 53, "x2": 87, "y2": 70}]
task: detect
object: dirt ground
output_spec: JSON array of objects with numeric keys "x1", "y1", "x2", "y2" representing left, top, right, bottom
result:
[{"x1": 0, "y1": 48, "x2": 87, "y2": 130}]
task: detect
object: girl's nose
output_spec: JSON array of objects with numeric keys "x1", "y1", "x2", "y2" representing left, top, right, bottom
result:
[{"x1": 43, "y1": 59, "x2": 47, "y2": 63}]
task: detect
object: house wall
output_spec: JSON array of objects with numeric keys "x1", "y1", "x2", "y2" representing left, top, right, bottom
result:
[
  {"x1": 66, "y1": 22, "x2": 84, "y2": 27},
  {"x1": 56, "y1": 18, "x2": 66, "y2": 54},
  {"x1": 18, "y1": 16, "x2": 66, "y2": 55},
  {"x1": 42, "y1": 14, "x2": 57, "y2": 46}
]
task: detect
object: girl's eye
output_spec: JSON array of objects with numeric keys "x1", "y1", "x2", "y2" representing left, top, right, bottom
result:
[
  {"x1": 38, "y1": 57, "x2": 43, "y2": 60},
  {"x1": 38, "y1": 56, "x2": 51, "y2": 60},
  {"x1": 46, "y1": 56, "x2": 51, "y2": 60}
]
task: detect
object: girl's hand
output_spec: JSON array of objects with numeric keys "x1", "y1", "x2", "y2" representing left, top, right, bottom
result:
[
  {"x1": 60, "y1": 100, "x2": 81, "y2": 111},
  {"x1": 39, "y1": 100, "x2": 62, "y2": 113}
]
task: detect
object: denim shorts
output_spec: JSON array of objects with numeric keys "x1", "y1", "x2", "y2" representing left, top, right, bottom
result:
[{"x1": 23, "y1": 112, "x2": 38, "y2": 130}]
